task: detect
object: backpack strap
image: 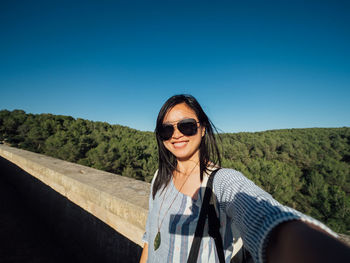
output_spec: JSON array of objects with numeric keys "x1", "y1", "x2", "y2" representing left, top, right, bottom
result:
[
  {"x1": 208, "y1": 194, "x2": 225, "y2": 262},
  {"x1": 187, "y1": 168, "x2": 225, "y2": 263}
]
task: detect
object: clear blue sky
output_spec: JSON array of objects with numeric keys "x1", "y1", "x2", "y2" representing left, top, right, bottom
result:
[{"x1": 1, "y1": 0, "x2": 349, "y2": 132}]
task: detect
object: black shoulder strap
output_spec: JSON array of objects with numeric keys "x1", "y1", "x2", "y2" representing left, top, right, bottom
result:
[
  {"x1": 208, "y1": 193, "x2": 225, "y2": 262},
  {"x1": 187, "y1": 168, "x2": 225, "y2": 263}
]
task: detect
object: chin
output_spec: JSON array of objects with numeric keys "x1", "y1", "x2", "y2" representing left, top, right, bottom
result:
[
  {"x1": 171, "y1": 149, "x2": 198, "y2": 161},
  {"x1": 171, "y1": 151, "x2": 189, "y2": 160}
]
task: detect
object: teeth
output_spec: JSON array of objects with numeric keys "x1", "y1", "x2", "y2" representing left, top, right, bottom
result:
[{"x1": 173, "y1": 142, "x2": 187, "y2": 148}]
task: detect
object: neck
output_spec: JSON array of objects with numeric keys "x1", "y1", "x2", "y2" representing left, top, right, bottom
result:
[
  {"x1": 175, "y1": 148, "x2": 201, "y2": 176},
  {"x1": 176, "y1": 159, "x2": 200, "y2": 178}
]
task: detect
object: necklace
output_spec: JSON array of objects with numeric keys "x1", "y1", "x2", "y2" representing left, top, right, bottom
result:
[{"x1": 154, "y1": 162, "x2": 199, "y2": 251}]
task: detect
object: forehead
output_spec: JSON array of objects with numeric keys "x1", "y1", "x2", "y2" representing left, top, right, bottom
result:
[{"x1": 163, "y1": 103, "x2": 198, "y2": 123}]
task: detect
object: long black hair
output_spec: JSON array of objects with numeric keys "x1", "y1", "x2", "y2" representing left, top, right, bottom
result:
[{"x1": 152, "y1": 94, "x2": 221, "y2": 199}]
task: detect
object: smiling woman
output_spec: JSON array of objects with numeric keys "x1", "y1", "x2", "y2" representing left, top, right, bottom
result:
[
  {"x1": 139, "y1": 94, "x2": 350, "y2": 263},
  {"x1": 161, "y1": 104, "x2": 205, "y2": 161}
]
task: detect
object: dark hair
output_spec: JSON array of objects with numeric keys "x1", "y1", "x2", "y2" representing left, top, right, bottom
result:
[{"x1": 152, "y1": 94, "x2": 221, "y2": 199}]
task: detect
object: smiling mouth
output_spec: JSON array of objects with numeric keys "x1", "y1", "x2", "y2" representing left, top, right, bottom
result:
[{"x1": 172, "y1": 141, "x2": 188, "y2": 148}]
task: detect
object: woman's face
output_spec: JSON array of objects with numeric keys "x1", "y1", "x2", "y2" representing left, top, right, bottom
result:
[{"x1": 162, "y1": 102, "x2": 205, "y2": 162}]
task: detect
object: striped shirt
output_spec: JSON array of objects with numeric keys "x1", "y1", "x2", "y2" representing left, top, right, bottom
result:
[{"x1": 142, "y1": 168, "x2": 336, "y2": 263}]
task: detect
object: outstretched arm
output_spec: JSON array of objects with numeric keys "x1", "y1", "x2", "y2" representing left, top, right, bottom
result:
[
  {"x1": 213, "y1": 169, "x2": 348, "y2": 262},
  {"x1": 266, "y1": 220, "x2": 350, "y2": 263}
]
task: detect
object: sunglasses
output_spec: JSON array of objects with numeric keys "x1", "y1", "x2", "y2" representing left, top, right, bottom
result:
[{"x1": 158, "y1": 118, "x2": 200, "y2": 141}]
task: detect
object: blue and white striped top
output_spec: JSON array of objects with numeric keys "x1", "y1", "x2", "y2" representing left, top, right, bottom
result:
[{"x1": 142, "y1": 168, "x2": 336, "y2": 263}]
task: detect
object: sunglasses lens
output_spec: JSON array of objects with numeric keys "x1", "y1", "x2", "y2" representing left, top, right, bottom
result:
[
  {"x1": 159, "y1": 124, "x2": 174, "y2": 140},
  {"x1": 178, "y1": 119, "x2": 198, "y2": 136},
  {"x1": 158, "y1": 119, "x2": 199, "y2": 140}
]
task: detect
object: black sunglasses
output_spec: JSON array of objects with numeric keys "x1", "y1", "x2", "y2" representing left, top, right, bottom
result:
[{"x1": 158, "y1": 118, "x2": 200, "y2": 141}]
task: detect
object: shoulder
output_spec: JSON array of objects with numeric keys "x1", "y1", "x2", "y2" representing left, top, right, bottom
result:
[
  {"x1": 212, "y1": 168, "x2": 262, "y2": 198},
  {"x1": 213, "y1": 167, "x2": 247, "y2": 183}
]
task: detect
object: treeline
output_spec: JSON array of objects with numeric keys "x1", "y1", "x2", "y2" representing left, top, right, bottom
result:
[
  {"x1": 219, "y1": 129, "x2": 350, "y2": 234},
  {"x1": 0, "y1": 109, "x2": 349, "y2": 234}
]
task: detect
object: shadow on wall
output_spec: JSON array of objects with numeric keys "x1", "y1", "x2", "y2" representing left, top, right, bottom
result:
[{"x1": 0, "y1": 156, "x2": 142, "y2": 263}]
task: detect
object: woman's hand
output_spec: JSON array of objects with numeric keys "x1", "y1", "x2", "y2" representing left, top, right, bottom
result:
[{"x1": 266, "y1": 220, "x2": 350, "y2": 263}]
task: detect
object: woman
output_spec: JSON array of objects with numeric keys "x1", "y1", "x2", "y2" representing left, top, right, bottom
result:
[{"x1": 140, "y1": 94, "x2": 350, "y2": 263}]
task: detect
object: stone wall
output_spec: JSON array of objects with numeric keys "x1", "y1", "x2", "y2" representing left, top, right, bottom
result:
[
  {"x1": 0, "y1": 144, "x2": 149, "y2": 263},
  {"x1": 1, "y1": 144, "x2": 349, "y2": 262}
]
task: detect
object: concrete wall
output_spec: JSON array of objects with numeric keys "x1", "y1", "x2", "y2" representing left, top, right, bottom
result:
[
  {"x1": 0, "y1": 144, "x2": 150, "y2": 263},
  {"x1": 2, "y1": 144, "x2": 349, "y2": 262}
]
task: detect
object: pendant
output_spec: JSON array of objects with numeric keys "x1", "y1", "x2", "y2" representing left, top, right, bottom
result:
[{"x1": 154, "y1": 231, "x2": 161, "y2": 251}]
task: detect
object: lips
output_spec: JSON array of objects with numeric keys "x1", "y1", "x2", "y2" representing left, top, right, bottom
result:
[{"x1": 172, "y1": 141, "x2": 188, "y2": 149}]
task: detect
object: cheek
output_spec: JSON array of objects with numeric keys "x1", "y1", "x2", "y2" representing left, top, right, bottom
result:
[
  {"x1": 163, "y1": 141, "x2": 172, "y2": 152},
  {"x1": 189, "y1": 134, "x2": 203, "y2": 150}
]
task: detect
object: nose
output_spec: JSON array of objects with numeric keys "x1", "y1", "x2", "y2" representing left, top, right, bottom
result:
[{"x1": 172, "y1": 125, "x2": 183, "y2": 138}]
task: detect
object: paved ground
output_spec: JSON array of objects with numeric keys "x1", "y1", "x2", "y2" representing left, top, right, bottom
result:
[{"x1": 0, "y1": 179, "x2": 72, "y2": 263}]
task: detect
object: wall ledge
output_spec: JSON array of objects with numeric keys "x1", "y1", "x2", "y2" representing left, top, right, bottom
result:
[{"x1": 0, "y1": 144, "x2": 149, "y2": 246}]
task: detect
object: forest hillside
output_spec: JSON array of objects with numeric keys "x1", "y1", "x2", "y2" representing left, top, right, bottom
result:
[{"x1": 0, "y1": 109, "x2": 349, "y2": 234}]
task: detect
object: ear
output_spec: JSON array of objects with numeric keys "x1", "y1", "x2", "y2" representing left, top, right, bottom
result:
[{"x1": 201, "y1": 127, "x2": 206, "y2": 137}]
